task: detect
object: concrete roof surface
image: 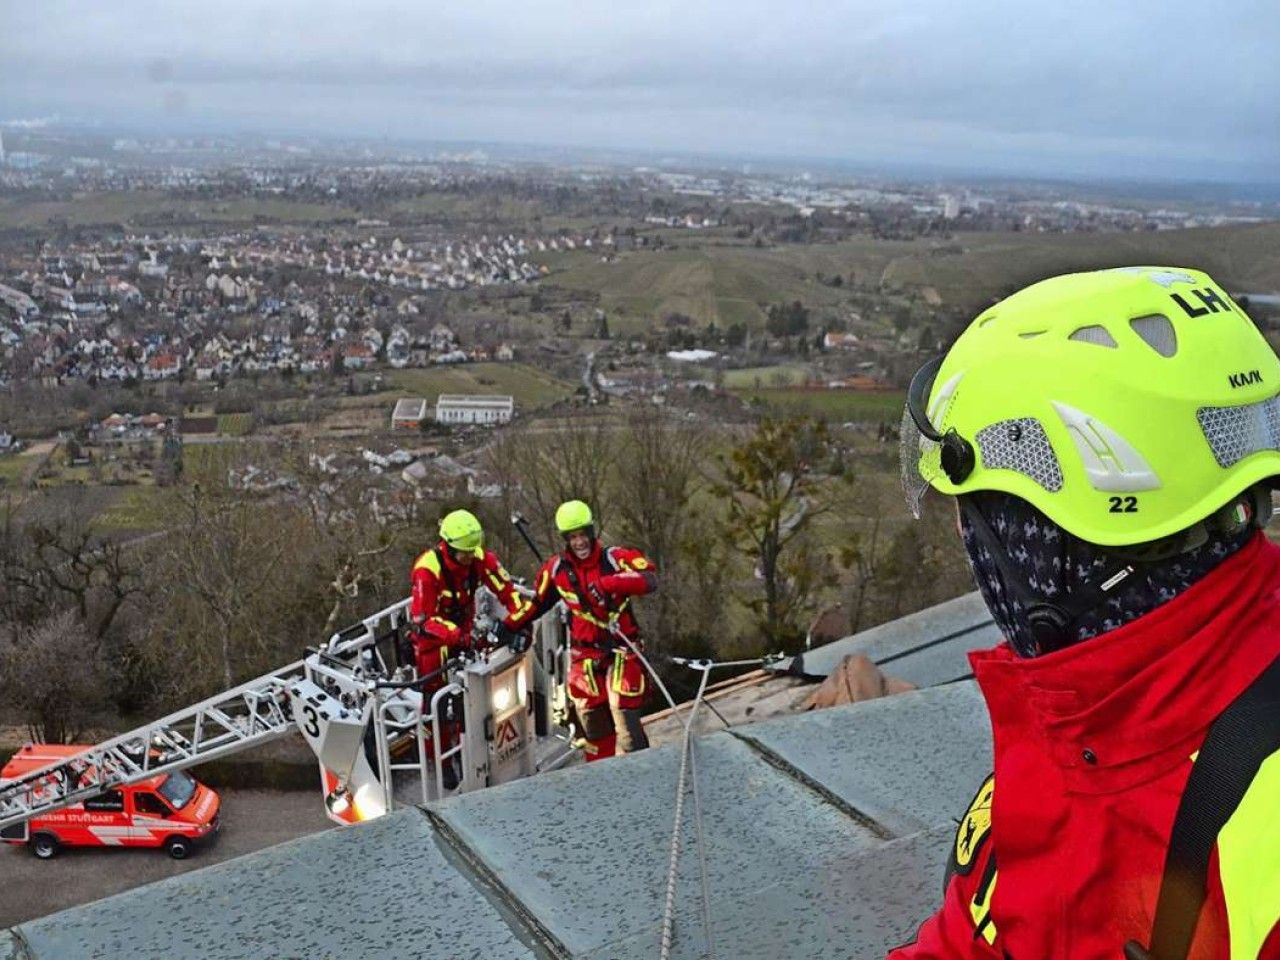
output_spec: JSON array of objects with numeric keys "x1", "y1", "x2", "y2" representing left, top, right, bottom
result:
[{"x1": 5, "y1": 592, "x2": 999, "y2": 960}]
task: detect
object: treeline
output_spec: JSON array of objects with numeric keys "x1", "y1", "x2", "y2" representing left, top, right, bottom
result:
[{"x1": 0, "y1": 409, "x2": 972, "y2": 741}]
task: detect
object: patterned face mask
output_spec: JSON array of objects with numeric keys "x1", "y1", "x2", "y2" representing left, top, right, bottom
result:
[{"x1": 958, "y1": 490, "x2": 1253, "y2": 657}]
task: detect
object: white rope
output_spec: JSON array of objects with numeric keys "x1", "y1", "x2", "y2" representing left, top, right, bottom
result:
[
  {"x1": 658, "y1": 666, "x2": 704, "y2": 960},
  {"x1": 683, "y1": 667, "x2": 716, "y2": 960},
  {"x1": 613, "y1": 635, "x2": 781, "y2": 960},
  {"x1": 608, "y1": 628, "x2": 710, "y2": 960}
]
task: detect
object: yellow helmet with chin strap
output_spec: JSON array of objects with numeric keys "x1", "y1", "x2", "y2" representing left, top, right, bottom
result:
[{"x1": 902, "y1": 266, "x2": 1280, "y2": 547}]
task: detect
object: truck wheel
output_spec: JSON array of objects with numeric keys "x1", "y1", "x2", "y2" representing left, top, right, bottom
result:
[
  {"x1": 31, "y1": 834, "x2": 60, "y2": 860},
  {"x1": 165, "y1": 836, "x2": 192, "y2": 860}
]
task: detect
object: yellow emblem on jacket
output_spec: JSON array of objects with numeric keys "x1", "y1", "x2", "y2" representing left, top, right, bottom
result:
[{"x1": 955, "y1": 774, "x2": 994, "y2": 871}]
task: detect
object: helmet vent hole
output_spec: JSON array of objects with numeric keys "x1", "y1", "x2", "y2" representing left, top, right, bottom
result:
[
  {"x1": 1130, "y1": 314, "x2": 1177, "y2": 358},
  {"x1": 1018, "y1": 330, "x2": 1047, "y2": 339},
  {"x1": 1069, "y1": 325, "x2": 1118, "y2": 348}
]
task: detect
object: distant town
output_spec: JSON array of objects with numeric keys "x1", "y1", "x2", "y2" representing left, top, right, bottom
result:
[
  {"x1": 1, "y1": 127, "x2": 1272, "y2": 402},
  {"x1": 0, "y1": 124, "x2": 1277, "y2": 520}
]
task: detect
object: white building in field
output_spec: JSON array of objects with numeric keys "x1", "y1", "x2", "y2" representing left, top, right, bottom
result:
[
  {"x1": 435, "y1": 394, "x2": 514, "y2": 426},
  {"x1": 391, "y1": 397, "x2": 428, "y2": 429}
]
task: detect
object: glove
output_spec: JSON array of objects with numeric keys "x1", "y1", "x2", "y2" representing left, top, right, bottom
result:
[{"x1": 494, "y1": 622, "x2": 529, "y2": 653}]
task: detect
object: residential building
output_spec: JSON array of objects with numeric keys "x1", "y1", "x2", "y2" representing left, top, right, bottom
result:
[
  {"x1": 0, "y1": 283, "x2": 39, "y2": 319},
  {"x1": 143, "y1": 353, "x2": 181, "y2": 380},
  {"x1": 343, "y1": 342, "x2": 375, "y2": 370},
  {"x1": 435, "y1": 394, "x2": 514, "y2": 426},
  {"x1": 823, "y1": 332, "x2": 861, "y2": 351}
]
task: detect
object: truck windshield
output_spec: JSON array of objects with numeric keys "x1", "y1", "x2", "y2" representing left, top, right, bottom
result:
[{"x1": 156, "y1": 771, "x2": 197, "y2": 810}]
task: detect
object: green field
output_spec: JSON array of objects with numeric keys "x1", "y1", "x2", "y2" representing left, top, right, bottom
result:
[
  {"x1": 217, "y1": 413, "x2": 256, "y2": 436},
  {"x1": 878, "y1": 222, "x2": 1280, "y2": 311},
  {"x1": 97, "y1": 486, "x2": 176, "y2": 533},
  {"x1": 0, "y1": 454, "x2": 30, "y2": 487},
  {"x1": 722, "y1": 365, "x2": 814, "y2": 388},
  {"x1": 385, "y1": 362, "x2": 574, "y2": 410},
  {"x1": 183, "y1": 442, "x2": 253, "y2": 485},
  {"x1": 734, "y1": 388, "x2": 906, "y2": 422},
  {"x1": 387, "y1": 194, "x2": 551, "y2": 227},
  {"x1": 0, "y1": 192, "x2": 358, "y2": 229}
]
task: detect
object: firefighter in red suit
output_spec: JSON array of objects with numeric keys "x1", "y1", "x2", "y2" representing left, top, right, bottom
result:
[
  {"x1": 500, "y1": 500, "x2": 656, "y2": 761},
  {"x1": 410, "y1": 509, "x2": 531, "y2": 683},
  {"x1": 891, "y1": 267, "x2": 1280, "y2": 959}
]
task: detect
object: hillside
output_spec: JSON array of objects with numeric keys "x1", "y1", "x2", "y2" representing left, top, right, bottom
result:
[
  {"x1": 535, "y1": 237, "x2": 904, "y2": 332},
  {"x1": 534, "y1": 223, "x2": 1280, "y2": 332},
  {"x1": 879, "y1": 221, "x2": 1280, "y2": 311}
]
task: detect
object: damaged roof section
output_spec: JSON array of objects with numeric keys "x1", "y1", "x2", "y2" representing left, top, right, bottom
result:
[
  {"x1": 646, "y1": 590, "x2": 998, "y2": 746},
  {"x1": 785, "y1": 591, "x2": 998, "y2": 687}
]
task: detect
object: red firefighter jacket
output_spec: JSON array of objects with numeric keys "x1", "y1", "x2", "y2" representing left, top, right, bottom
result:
[
  {"x1": 888, "y1": 532, "x2": 1280, "y2": 960},
  {"x1": 410, "y1": 542, "x2": 531, "y2": 649},
  {"x1": 506, "y1": 541, "x2": 656, "y2": 651}
]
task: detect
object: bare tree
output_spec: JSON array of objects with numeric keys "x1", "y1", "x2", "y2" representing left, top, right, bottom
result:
[
  {"x1": 282, "y1": 444, "x2": 418, "y2": 636},
  {"x1": 482, "y1": 414, "x2": 616, "y2": 554},
  {"x1": 827, "y1": 470, "x2": 973, "y2": 635},
  {"x1": 0, "y1": 611, "x2": 112, "y2": 743},
  {"x1": 153, "y1": 483, "x2": 291, "y2": 690},
  {"x1": 610, "y1": 407, "x2": 708, "y2": 647},
  {"x1": 135, "y1": 441, "x2": 430, "y2": 706},
  {"x1": 0, "y1": 492, "x2": 143, "y2": 642}
]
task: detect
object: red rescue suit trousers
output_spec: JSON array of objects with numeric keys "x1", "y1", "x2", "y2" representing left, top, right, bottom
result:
[{"x1": 569, "y1": 645, "x2": 649, "y2": 760}]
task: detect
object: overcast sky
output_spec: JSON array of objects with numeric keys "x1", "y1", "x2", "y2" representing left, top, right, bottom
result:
[{"x1": 3, "y1": 0, "x2": 1277, "y2": 182}]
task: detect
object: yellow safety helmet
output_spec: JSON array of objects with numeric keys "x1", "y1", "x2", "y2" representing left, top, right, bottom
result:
[
  {"x1": 555, "y1": 500, "x2": 595, "y2": 537},
  {"x1": 901, "y1": 266, "x2": 1280, "y2": 547},
  {"x1": 439, "y1": 509, "x2": 484, "y2": 553}
]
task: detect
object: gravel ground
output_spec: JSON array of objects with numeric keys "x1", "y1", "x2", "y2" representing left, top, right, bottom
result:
[{"x1": 0, "y1": 789, "x2": 332, "y2": 929}]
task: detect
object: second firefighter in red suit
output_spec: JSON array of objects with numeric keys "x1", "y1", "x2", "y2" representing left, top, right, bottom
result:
[{"x1": 502, "y1": 500, "x2": 657, "y2": 761}]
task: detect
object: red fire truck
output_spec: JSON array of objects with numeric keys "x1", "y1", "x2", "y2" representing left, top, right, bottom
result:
[{"x1": 0, "y1": 744, "x2": 221, "y2": 860}]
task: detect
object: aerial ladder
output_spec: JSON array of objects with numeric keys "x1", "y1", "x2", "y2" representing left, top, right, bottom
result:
[{"x1": 0, "y1": 593, "x2": 576, "y2": 838}]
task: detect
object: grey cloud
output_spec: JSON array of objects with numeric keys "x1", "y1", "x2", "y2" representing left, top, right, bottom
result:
[{"x1": 2, "y1": 0, "x2": 1277, "y2": 180}]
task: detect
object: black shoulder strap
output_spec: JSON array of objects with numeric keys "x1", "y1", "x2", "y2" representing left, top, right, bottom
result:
[
  {"x1": 559, "y1": 552, "x2": 614, "y2": 624},
  {"x1": 465, "y1": 552, "x2": 479, "y2": 596},
  {"x1": 433, "y1": 547, "x2": 477, "y2": 618},
  {"x1": 434, "y1": 547, "x2": 454, "y2": 592},
  {"x1": 559, "y1": 554, "x2": 589, "y2": 608},
  {"x1": 1125, "y1": 653, "x2": 1280, "y2": 960}
]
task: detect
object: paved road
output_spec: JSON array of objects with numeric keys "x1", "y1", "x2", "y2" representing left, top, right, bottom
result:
[{"x1": 0, "y1": 789, "x2": 332, "y2": 930}]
